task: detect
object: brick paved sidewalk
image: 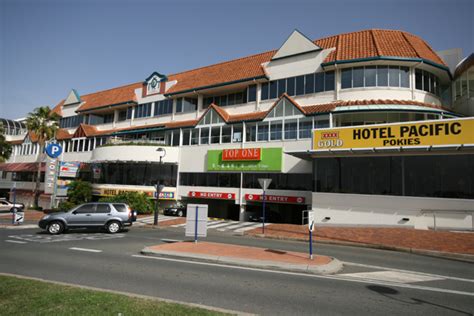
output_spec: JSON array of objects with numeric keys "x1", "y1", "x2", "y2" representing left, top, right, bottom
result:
[{"x1": 245, "y1": 224, "x2": 474, "y2": 255}]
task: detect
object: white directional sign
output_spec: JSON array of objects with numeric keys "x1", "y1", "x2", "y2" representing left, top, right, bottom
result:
[
  {"x1": 14, "y1": 212, "x2": 24, "y2": 224},
  {"x1": 185, "y1": 204, "x2": 208, "y2": 238},
  {"x1": 258, "y1": 178, "x2": 272, "y2": 190},
  {"x1": 308, "y1": 210, "x2": 315, "y2": 232}
]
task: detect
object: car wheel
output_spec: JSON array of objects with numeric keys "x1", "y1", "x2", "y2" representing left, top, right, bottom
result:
[
  {"x1": 47, "y1": 221, "x2": 64, "y2": 235},
  {"x1": 177, "y1": 210, "x2": 184, "y2": 217},
  {"x1": 106, "y1": 221, "x2": 121, "y2": 234},
  {"x1": 10, "y1": 207, "x2": 18, "y2": 213}
]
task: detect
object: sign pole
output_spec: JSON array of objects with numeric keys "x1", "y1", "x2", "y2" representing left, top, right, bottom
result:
[
  {"x1": 51, "y1": 159, "x2": 60, "y2": 209},
  {"x1": 308, "y1": 211, "x2": 315, "y2": 260},
  {"x1": 262, "y1": 189, "x2": 266, "y2": 235},
  {"x1": 309, "y1": 229, "x2": 313, "y2": 260},
  {"x1": 194, "y1": 205, "x2": 198, "y2": 243},
  {"x1": 11, "y1": 182, "x2": 16, "y2": 225}
]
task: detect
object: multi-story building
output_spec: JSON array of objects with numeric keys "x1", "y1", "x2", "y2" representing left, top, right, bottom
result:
[{"x1": 1, "y1": 29, "x2": 473, "y2": 229}]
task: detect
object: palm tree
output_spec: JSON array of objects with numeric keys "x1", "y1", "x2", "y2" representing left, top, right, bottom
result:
[
  {"x1": 26, "y1": 106, "x2": 60, "y2": 208},
  {"x1": 0, "y1": 125, "x2": 12, "y2": 163}
]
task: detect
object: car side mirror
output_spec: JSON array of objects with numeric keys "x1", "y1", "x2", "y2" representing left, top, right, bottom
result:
[{"x1": 72, "y1": 210, "x2": 77, "y2": 215}]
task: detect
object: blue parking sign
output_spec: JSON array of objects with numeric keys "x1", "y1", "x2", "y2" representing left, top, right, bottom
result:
[{"x1": 45, "y1": 143, "x2": 63, "y2": 158}]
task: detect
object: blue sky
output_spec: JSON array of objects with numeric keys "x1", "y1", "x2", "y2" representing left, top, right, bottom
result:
[{"x1": 1, "y1": 0, "x2": 473, "y2": 119}]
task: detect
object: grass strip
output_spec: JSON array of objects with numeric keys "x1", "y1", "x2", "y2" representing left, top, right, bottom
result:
[{"x1": 0, "y1": 275, "x2": 228, "y2": 316}]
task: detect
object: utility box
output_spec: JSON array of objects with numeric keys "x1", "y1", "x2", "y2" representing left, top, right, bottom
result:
[{"x1": 185, "y1": 204, "x2": 208, "y2": 239}]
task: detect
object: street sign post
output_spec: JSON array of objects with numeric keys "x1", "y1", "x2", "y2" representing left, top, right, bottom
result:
[
  {"x1": 308, "y1": 211, "x2": 315, "y2": 260},
  {"x1": 185, "y1": 204, "x2": 208, "y2": 243},
  {"x1": 45, "y1": 142, "x2": 63, "y2": 209},
  {"x1": 45, "y1": 143, "x2": 63, "y2": 159},
  {"x1": 258, "y1": 178, "x2": 272, "y2": 234},
  {"x1": 154, "y1": 184, "x2": 165, "y2": 226}
]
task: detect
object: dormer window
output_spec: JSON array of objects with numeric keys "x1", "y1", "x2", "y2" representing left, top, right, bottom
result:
[{"x1": 144, "y1": 72, "x2": 167, "y2": 96}]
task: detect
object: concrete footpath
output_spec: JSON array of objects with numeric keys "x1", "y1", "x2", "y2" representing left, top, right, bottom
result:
[
  {"x1": 245, "y1": 224, "x2": 474, "y2": 262},
  {"x1": 142, "y1": 241, "x2": 343, "y2": 275}
]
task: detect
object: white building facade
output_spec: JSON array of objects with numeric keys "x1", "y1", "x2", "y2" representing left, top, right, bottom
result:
[{"x1": 1, "y1": 29, "x2": 473, "y2": 229}]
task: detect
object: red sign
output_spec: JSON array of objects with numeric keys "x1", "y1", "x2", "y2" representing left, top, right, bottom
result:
[
  {"x1": 188, "y1": 191, "x2": 236, "y2": 200},
  {"x1": 321, "y1": 131, "x2": 339, "y2": 139},
  {"x1": 245, "y1": 194, "x2": 305, "y2": 204},
  {"x1": 222, "y1": 148, "x2": 261, "y2": 161}
]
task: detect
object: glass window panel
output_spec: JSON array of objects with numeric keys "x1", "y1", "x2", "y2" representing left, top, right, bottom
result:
[
  {"x1": 341, "y1": 68, "x2": 352, "y2": 89},
  {"x1": 221, "y1": 126, "x2": 231, "y2": 143},
  {"x1": 389, "y1": 66, "x2": 400, "y2": 87},
  {"x1": 299, "y1": 118, "x2": 312, "y2": 139},
  {"x1": 365, "y1": 66, "x2": 376, "y2": 87},
  {"x1": 416, "y1": 69, "x2": 423, "y2": 90},
  {"x1": 257, "y1": 122, "x2": 269, "y2": 141},
  {"x1": 270, "y1": 121, "x2": 282, "y2": 140},
  {"x1": 261, "y1": 83, "x2": 269, "y2": 100},
  {"x1": 176, "y1": 98, "x2": 183, "y2": 112},
  {"x1": 305, "y1": 74, "x2": 314, "y2": 94},
  {"x1": 295, "y1": 75, "x2": 305, "y2": 95},
  {"x1": 377, "y1": 66, "x2": 388, "y2": 86},
  {"x1": 277, "y1": 79, "x2": 286, "y2": 96},
  {"x1": 191, "y1": 129, "x2": 199, "y2": 145},
  {"x1": 200, "y1": 128, "x2": 209, "y2": 145},
  {"x1": 430, "y1": 73, "x2": 436, "y2": 94},
  {"x1": 232, "y1": 124, "x2": 243, "y2": 143},
  {"x1": 315, "y1": 72, "x2": 324, "y2": 92},
  {"x1": 227, "y1": 94, "x2": 235, "y2": 106},
  {"x1": 245, "y1": 123, "x2": 256, "y2": 142},
  {"x1": 353, "y1": 67, "x2": 364, "y2": 88},
  {"x1": 235, "y1": 92, "x2": 244, "y2": 105},
  {"x1": 325, "y1": 71, "x2": 335, "y2": 91},
  {"x1": 284, "y1": 100, "x2": 294, "y2": 116},
  {"x1": 423, "y1": 71, "x2": 430, "y2": 92},
  {"x1": 275, "y1": 103, "x2": 284, "y2": 117},
  {"x1": 182, "y1": 130, "x2": 190, "y2": 146},
  {"x1": 248, "y1": 84, "x2": 257, "y2": 102},
  {"x1": 400, "y1": 66, "x2": 410, "y2": 88},
  {"x1": 269, "y1": 81, "x2": 277, "y2": 99},
  {"x1": 284, "y1": 119, "x2": 297, "y2": 140},
  {"x1": 203, "y1": 97, "x2": 213, "y2": 108},
  {"x1": 286, "y1": 77, "x2": 295, "y2": 96},
  {"x1": 210, "y1": 127, "x2": 220, "y2": 144}
]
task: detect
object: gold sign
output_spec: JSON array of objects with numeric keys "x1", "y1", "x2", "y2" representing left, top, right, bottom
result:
[{"x1": 312, "y1": 118, "x2": 474, "y2": 150}]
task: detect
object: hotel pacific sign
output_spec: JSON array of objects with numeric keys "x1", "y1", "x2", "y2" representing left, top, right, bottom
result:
[
  {"x1": 207, "y1": 147, "x2": 282, "y2": 171},
  {"x1": 312, "y1": 117, "x2": 474, "y2": 151}
]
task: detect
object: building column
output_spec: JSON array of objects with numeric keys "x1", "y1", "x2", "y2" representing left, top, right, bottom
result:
[
  {"x1": 113, "y1": 109, "x2": 119, "y2": 128},
  {"x1": 410, "y1": 67, "x2": 416, "y2": 100},
  {"x1": 239, "y1": 204, "x2": 246, "y2": 222},
  {"x1": 256, "y1": 83, "x2": 261, "y2": 111}
]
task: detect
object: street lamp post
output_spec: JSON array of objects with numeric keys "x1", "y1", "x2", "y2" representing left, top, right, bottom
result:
[{"x1": 154, "y1": 148, "x2": 166, "y2": 226}]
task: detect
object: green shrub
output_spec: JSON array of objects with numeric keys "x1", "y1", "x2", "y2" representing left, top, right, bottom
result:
[
  {"x1": 99, "y1": 192, "x2": 154, "y2": 214},
  {"x1": 67, "y1": 180, "x2": 92, "y2": 205},
  {"x1": 57, "y1": 201, "x2": 76, "y2": 212}
]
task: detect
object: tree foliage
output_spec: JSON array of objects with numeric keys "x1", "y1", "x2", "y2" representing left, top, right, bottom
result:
[
  {"x1": 0, "y1": 125, "x2": 12, "y2": 163},
  {"x1": 25, "y1": 106, "x2": 60, "y2": 208},
  {"x1": 99, "y1": 192, "x2": 154, "y2": 214},
  {"x1": 66, "y1": 180, "x2": 93, "y2": 205}
]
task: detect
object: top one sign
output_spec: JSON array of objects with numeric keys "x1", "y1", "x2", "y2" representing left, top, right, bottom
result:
[
  {"x1": 312, "y1": 117, "x2": 474, "y2": 151},
  {"x1": 222, "y1": 148, "x2": 261, "y2": 161},
  {"x1": 45, "y1": 143, "x2": 63, "y2": 159}
]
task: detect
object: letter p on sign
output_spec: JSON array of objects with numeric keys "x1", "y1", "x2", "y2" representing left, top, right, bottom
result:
[{"x1": 45, "y1": 143, "x2": 63, "y2": 159}]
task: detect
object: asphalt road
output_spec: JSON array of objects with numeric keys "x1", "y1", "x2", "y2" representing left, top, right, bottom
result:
[{"x1": 1, "y1": 225, "x2": 473, "y2": 315}]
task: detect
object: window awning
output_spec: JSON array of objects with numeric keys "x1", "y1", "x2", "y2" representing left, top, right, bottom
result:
[{"x1": 0, "y1": 162, "x2": 45, "y2": 172}]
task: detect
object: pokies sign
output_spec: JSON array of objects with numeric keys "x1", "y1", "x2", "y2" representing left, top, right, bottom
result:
[{"x1": 312, "y1": 118, "x2": 474, "y2": 151}]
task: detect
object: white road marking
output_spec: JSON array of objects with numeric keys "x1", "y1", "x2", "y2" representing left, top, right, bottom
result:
[
  {"x1": 235, "y1": 223, "x2": 261, "y2": 233},
  {"x1": 5, "y1": 225, "x2": 38, "y2": 229},
  {"x1": 69, "y1": 247, "x2": 102, "y2": 253},
  {"x1": 137, "y1": 216, "x2": 177, "y2": 224},
  {"x1": 342, "y1": 261, "x2": 474, "y2": 283},
  {"x1": 337, "y1": 271, "x2": 444, "y2": 283},
  {"x1": 170, "y1": 223, "x2": 186, "y2": 228},
  {"x1": 216, "y1": 222, "x2": 255, "y2": 231},
  {"x1": 207, "y1": 222, "x2": 237, "y2": 229},
  {"x1": 132, "y1": 255, "x2": 474, "y2": 297},
  {"x1": 5, "y1": 240, "x2": 27, "y2": 244}
]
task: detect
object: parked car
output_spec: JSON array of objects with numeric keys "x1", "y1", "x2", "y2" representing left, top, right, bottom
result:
[
  {"x1": 38, "y1": 202, "x2": 137, "y2": 235},
  {"x1": 248, "y1": 211, "x2": 282, "y2": 223},
  {"x1": 163, "y1": 204, "x2": 187, "y2": 217},
  {"x1": 0, "y1": 198, "x2": 25, "y2": 213}
]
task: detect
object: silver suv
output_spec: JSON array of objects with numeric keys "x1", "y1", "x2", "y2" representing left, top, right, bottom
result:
[
  {"x1": 0, "y1": 198, "x2": 24, "y2": 213},
  {"x1": 39, "y1": 203, "x2": 136, "y2": 235}
]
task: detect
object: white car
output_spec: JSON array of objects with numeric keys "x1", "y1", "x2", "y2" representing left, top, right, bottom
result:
[{"x1": 0, "y1": 198, "x2": 25, "y2": 213}]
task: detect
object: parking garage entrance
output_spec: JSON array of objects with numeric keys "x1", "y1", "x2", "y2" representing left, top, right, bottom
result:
[{"x1": 184, "y1": 191, "x2": 240, "y2": 220}]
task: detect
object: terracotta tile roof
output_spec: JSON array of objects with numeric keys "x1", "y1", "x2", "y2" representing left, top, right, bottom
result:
[
  {"x1": 164, "y1": 119, "x2": 198, "y2": 129},
  {"x1": 76, "y1": 82, "x2": 142, "y2": 112},
  {"x1": 163, "y1": 29, "x2": 446, "y2": 95},
  {"x1": 317, "y1": 29, "x2": 446, "y2": 66},
  {"x1": 51, "y1": 100, "x2": 64, "y2": 116},
  {"x1": 56, "y1": 128, "x2": 73, "y2": 140},
  {"x1": 165, "y1": 50, "x2": 274, "y2": 95},
  {"x1": 302, "y1": 99, "x2": 447, "y2": 114},
  {"x1": 227, "y1": 111, "x2": 267, "y2": 123}
]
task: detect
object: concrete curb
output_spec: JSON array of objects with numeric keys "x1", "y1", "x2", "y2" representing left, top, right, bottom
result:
[
  {"x1": 141, "y1": 247, "x2": 343, "y2": 275},
  {"x1": 246, "y1": 233, "x2": 474, "y2": 263}
]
